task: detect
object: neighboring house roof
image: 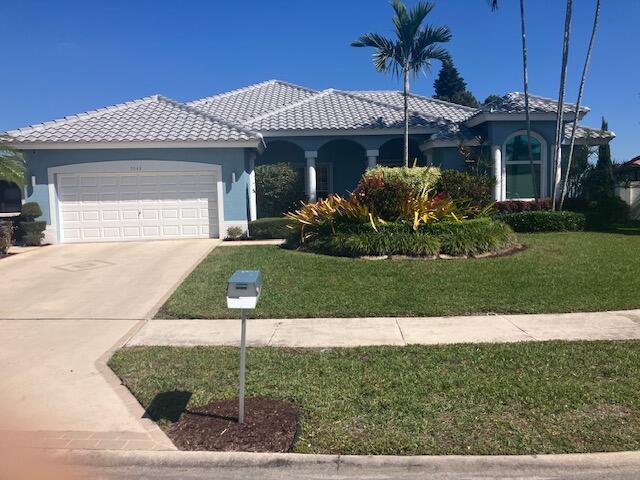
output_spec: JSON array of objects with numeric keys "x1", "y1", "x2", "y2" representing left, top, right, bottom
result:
[
  {"x1": 347, "y1": 90, "x2": 478, "y2": 123},
  {"x1": 187, "y1": 80, "x2": 319, "y2": 123},
  {"x1": 6, "y1": 95, "x2": 262, "y2": 146},
  {"x1": 617, "y1": 155, "x2": 640, "y2": 169},
  {"x1": 481, "y1": 92, "x2": 590, "y2": 115},
  {"x1": 242, "y1": 89, "x2": 451, "y2": 132}
]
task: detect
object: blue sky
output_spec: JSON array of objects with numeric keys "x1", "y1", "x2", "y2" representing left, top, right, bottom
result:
[{"x1": 2, "y1": 0, "x2": 638, "y2": 161}]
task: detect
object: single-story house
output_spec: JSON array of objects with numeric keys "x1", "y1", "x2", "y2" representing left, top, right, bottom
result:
[{"x1": 4, "y1": 79, "x2": 614, "y2": 244}]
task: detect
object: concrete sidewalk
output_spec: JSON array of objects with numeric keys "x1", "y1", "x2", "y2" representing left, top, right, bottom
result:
[{"x1": 128, "y1": 310, "x2": 640, "y2": 347}]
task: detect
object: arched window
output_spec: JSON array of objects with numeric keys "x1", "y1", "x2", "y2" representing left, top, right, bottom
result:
[{"x1": 503, "y1": 132, "x2": 545, "y2": 199}]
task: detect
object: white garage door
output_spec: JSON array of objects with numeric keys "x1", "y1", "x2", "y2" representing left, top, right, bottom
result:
[{"x1": 57, "y1": 171, "x2": 220, "y2": 243}]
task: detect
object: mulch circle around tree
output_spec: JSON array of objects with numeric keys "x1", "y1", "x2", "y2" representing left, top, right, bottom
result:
[{"x1": 167, "y1": 397, "x2": 300, "y2": 452}]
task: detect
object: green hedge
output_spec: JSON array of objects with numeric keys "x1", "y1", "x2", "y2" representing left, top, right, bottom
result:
[
  {"x1": 0, "y1": 220, "x2": 12, "y2": 255},
  {"x1": 249, "y1": 217, "x2": 292, "y2": 239},
  {"x1": 297, "y1": 218, "x2": 515, "y2": 258},
  {"x1": 497, "y1": 211, "x2": 586, "y2": 233}
]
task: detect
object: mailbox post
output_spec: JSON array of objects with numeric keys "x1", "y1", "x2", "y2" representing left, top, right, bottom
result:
[{"x1": 226, "y1": 270, "x2": 262, "y2": 423}]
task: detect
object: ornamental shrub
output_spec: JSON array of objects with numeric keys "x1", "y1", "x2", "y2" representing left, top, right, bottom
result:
[
  {"x1": 20, "y1": 221, "x2": 46, "y2": 246},
  {"x1": 256, "y1": 163, "x2": 304, "y2": 217},
  {"x1": 353, "y1": 172, "x2": 415, "y2": 220},
  {"x1": 497, "y1": 211, "x2": 586, "y2": 233},
  {"x1": 248, "y1": 217, "x2": 292, "y2": 239},
  {"x1": 494, "y1": 198, "x2": 553, "y2": 214},
  {"x1": 0, "y1": 220, "x2": 12, "y2": 255},
  {"x1": 365, "y1": 166, "x2": 441, "y2": 194},
  {"x1": 20, "y1": 202, "x2": 42, "y2": 221},
  {"x1": 435, "y1": 170, "x2": 493, "y2": 207},
  {"x1": 585, "y1": 196, "x2": 630, "y2": 228}
]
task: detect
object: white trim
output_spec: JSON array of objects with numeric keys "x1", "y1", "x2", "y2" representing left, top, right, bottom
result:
[
  {"x1": 247, "y1": 155, "x2": 257, "y2": 222},
  {"x1": 304, "y1": 151, "x2": 318, "y2": 159},
  {"x1": 261, "y1": 127, "x2": 437, "y2": 138},
  {"x1": 465, "y1": 112, "x2": 577, "y2": 128},
  {"x1": 14, "y1": 141, "x2": 261, "y2": 150},
  {"x1": 365, "y1": 149, "x2": 379, "y2": 157},
  {"x1": 501, "y1": 130, "x2": 548, "y2": 199},
  {"x1": 46, "y1": 160, "x2": 225, "y2": 244}
]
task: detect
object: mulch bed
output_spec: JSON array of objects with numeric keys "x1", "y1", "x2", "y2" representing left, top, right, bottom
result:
[{"x1": 167, "y1": 397, "x2": 300, "y2": 452}]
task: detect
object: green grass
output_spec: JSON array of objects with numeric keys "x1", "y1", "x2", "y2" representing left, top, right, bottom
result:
[
  {"x1": 109, "y1": 341, "x2": 640, "y2": 455},
  {"x1": 158, "y1": 230, "x2": 640, "y2": 319}
]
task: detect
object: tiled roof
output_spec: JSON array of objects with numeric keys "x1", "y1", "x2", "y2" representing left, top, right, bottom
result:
[
  {"x1": 481, "y1": 92, "x2": 590, "y2": 115},
  {"x1": 348, "y1": 90, "x2": 479, "y2": 122},
  {"x1": 188, "y1": 80, "x2": 319, "y2": 122},
  {"x1": 618, "y1": 155, "x2": 640, "y2": 169},
  {"x1": 6, "y1": 95, "x2": 261, "y2": 144},
  {"x1": 243, "y1": 89, "x2": 451, "y2": 131},
  {"x1": 564, "y1": 123, "x2": 615, "y2": 142}
]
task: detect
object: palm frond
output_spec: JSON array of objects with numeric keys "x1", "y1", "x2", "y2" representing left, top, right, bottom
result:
[
  {"x1": 352, "y1": 33, "x2": 397, "y2": 73},
  {"x1": 488, "y1": 0, "x2": 499, "y2": 11},
  {"x1": 0, "y1": 136, "x2": 27, "y2": 187}
]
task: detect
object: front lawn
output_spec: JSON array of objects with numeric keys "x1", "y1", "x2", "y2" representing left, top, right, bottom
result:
[
  {"x1": 158, "y1": 230, "x2": 640, "y2": 319},
  {"x1": 110, "y1": 341, "x2": 640, "y2": 455}
]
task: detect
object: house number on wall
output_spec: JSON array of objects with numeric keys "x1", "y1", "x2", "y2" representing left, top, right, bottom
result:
[{"x1": 130, "y1": 166, "x2": 143, "y2": 172}]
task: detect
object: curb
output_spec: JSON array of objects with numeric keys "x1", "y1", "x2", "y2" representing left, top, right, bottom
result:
[{"x1": 50, "y1": 449, "x2": 640, "y2": 472}]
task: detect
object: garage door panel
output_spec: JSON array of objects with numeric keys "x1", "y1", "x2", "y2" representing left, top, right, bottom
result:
[{"x1": 58, "y1": 170, "x2": 219, "y2": 243}]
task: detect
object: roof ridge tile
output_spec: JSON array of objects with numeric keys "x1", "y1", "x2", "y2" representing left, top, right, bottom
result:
[
  {"x1": 244, "y1": 89, "x2": 332, "y2": 124},
  {"x1": 190, "y1": 79, "x2": 318, "y2": 105}
]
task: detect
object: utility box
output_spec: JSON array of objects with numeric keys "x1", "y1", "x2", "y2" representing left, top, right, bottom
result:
[{"x1": 226, "y1": 270, "x2": 263, "y2": 309}]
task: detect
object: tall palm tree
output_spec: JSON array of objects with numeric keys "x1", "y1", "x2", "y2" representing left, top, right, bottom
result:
[
  {"x1": 560, "y1": 0, "x2": 601, "y2": 210},
  {"x1": 352, "y1": 0, "x2": 451, "y2": 167},
  {"x1": 489, "y1": 0, "x2": 537, "y2": 200},
  {"x1": 551, "y1": 0, "x2": 574, "y2": 210},
  {"x1": 0, "y1": 136, "x2": 27, "y2": 188}
]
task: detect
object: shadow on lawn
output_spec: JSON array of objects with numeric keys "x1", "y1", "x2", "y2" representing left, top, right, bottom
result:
[
  {"x1": 144, "y1": 390, "x2": 192, "y2": 423},
  {"x1": 599, "y1": 222, "x2": 640, "y2": 236}
]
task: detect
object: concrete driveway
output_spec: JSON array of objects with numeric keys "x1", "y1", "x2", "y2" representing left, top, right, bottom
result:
[
  {"x1": 0, "y1": 239, "x2": 218, "y2": 319},
  {"x1": 0, "y1": 239, "x2": 218, "y2": 449}
]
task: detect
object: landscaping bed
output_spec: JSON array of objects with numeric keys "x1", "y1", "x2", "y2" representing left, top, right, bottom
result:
[
  {"x1": 157, "y1": 227, "x2": 640, "y2": 319},
  {"x1": 168, "y1": 397, "x2": 299, "y2": 452},
  {"x1": 110, "y1": 341, "x2": 640, "y2": 455}
]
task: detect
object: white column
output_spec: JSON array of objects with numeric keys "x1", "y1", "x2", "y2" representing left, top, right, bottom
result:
[
  {"x1": 366, "y1": 149, "x2": 378, "y2": 170},
  {"x1": 247, "y1": 152, "x2": 257, "y2": 222},
  {"x1": 305, "y1": 151, "x2": 317, "y2": 203},
  {"x1": 491, "y1": 145, "x2": 502, "y2": 201},
  {"x1": 424, "y1": 149, "x2": 434, "y2": 167}
]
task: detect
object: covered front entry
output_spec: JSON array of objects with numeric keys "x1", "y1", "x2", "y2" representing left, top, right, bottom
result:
[{"x1": 50, "y1": 160, "x2": 223, "y2": 243}]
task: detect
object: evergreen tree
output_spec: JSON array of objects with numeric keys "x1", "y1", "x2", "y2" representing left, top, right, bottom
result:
[
  {"x1": 482, "y1": 94, "x2": 503, "y2": 106},
  {"x1": 586, "y1": 117, "x2": 615, "y2": 200},
  {"x1": 433, "y1": 59, "x2": 479, "y2": 107}
]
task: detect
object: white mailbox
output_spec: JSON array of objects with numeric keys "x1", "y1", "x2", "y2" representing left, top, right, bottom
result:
[{"x1": 226, "y1": 270, "x2": 262, "y2": 309}]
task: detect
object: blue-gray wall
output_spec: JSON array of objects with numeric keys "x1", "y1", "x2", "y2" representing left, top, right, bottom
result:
[{"x1": 23, "y1": 147, "x2": 250, "y2": 224}]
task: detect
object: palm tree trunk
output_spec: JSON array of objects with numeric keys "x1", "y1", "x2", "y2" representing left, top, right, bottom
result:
[
  {"x1": 403, "y1": 68, "x2": 410, "y2": 168},
  {"x1": 560, "y1": 0, "x2": 600, "y2": 210},
  {"x1": 519, "y1": 0, "x2": 537, "y2": 201},
  {"x1": 551, "y1": 0, "x2": 573, "y2": 210}
]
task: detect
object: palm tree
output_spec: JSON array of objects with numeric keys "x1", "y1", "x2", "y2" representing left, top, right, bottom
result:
[
  {"x1": 0, "y1": 136, "x2": 27, "y2": 188},
  {"x1": 551, "y1": 0, "x2": 574, "y2": 210},
  {"x1": 560, "y1": 0, "x2": 601, "y2": 210},
  {"x1": 489, "y1": 0, "x2": 537, "y2": 200},
  {"x1": 352, "y1": 0, "x2": 451, "y2": 167}
]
